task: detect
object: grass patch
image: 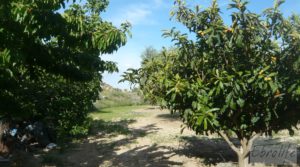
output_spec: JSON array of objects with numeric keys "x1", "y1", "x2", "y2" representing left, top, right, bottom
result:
[
  {"x1": 88, "y1": 105, "x2": 149, "y2": 137},
  {"x1": 91, "y1": 119, "x2": 135, "y2": 135},
  {"x1": 90, "y1": 105, "x2": 148, "y2": 121}
]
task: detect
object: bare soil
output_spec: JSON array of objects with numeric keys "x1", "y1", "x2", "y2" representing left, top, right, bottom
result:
[
  {"x1": 4, "y1": 106, "x2": 300, "y2": 167},
  {"x1": 59, "y1": 107, "x2": 236, "y2": 167}
]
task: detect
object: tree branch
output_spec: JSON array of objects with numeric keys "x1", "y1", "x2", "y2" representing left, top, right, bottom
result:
[
  {"x1": 248, "y1": 133, "x2": 261, "y2": 149},
  {"x1": 243, "y1": 133, "x2": 262, "y2": 157},
  {"x1": 218, "y1": 131, "x2": 240, "y2": 154}
]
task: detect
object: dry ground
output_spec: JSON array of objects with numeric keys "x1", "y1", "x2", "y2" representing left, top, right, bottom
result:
[
  {"x1": 4, "y1": 106, "x2": 300, "y2": 167},
  {"x1": 61, "y1": 106, "x2": 237, "y2": 167}
]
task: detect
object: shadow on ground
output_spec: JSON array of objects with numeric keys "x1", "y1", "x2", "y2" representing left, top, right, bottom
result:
[
  {"x1": 90, "y1": 119, "x2": 137, "y2": 136},
  {"x1": 58, "y1": 119, "x2": 178, "y2": 167},
  {"x1": 177, "y1": 136, "x2": 300, "y2": 166},
  {"x1": 177, "y1": 136, "x2": 238, "y2": 166},
  {"x1": 156, "y1": 113, "x2": 181, "y2": 121},
  {"x1": 7, "y1": 118, "x2": 300, "y2": 167}
]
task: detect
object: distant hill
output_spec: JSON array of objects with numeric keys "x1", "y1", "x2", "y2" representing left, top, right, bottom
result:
[{"x1": 93, "y1": 83, "x2": 144, "y2": 109}]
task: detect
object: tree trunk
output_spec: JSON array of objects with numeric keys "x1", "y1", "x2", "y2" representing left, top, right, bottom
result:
[
  {"x1": 237, "y1": 138, "x2": 250, "y2": 167},
  {"x1": 238, "y1": 155, "x2": 249, "y2": 167},
  {"x1": 218, "y1": 131, "x2": 261, "y2": 167},
  {"x1": 238, "y1": 154, "x2": 248, "y2": 167},
  {"x1": 0, "y1": 120, "x2": 12, "y2": 157},
  {"x1": 237, "y1": 149, "x2": 249, "y2": 167}
]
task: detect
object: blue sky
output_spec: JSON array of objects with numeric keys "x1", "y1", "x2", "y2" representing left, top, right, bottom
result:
[{"x1": 99, "y1": 0, "x2": 300, "y2": 90}]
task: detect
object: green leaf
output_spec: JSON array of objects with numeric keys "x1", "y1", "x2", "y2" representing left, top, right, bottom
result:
[
  {"x1": 240, "y1": 124, "x2": 247, "y2": 129},
  {"x1": 230, "y1": 100, "x2": 237, "y2": 110},
  {"x1": 219, "y1": 81, "x2": 224, "y2": 90},
  {"x1": 206, "y1": 108, "x2": 220, "y2": 112},
  {"x1": 251, "y1": 117, "x2": 260, "y2": 124},
  {"x1": 203, "y1": 119, "x2": 208, "y2": 130},
  {"x1": 197, "y1": 115, "x2": 204, "y2": 125},
  {"x1": 225, "y1": 93, "x2": 232, "y2": 103},
  {"x1": 247, "y1": 77, "x2": 255, "y2": 83},
  {"x1": 268, "y1": 72, "x2": 277, "y2": 77},
  {"x1": 235, "y1": 83, "x2": 241, "y2": 92},
  {"x1": 268, "y1": 82, "x2": 278, "y2": 93},
  {"x1": 237, "y1": 98, "x2": 245, "y2": 108}
]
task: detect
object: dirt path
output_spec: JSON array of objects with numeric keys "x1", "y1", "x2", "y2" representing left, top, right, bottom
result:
[
  {"x1": 15, "y1": 106, "x2": 299, "y2": 167},
  {"x1": 61, "y1": 106, "x2": 237, "y2": 167}
]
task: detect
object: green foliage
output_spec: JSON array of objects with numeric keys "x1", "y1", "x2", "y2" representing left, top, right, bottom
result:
[
  {"x1": 0, "y1": 0, "x2": 130, "y2": 138},
  {"x1": 93, "y1": 83, "x2": 144, "y2": 108},
  {"x1": 140, "y1": 46, "x2": 160, "y2": 63},
  {"x1": 120, "y1": 47, "x2": 179, "y2": 104},
  {"x1": 122, "y1": 0, "x2": 300, "y2": 147}
]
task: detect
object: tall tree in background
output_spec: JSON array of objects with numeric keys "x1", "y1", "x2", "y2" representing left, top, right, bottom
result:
[
  {"x1": 122, "y1": 0, "x2": 300, "y2": 166},
  {"x1": 0, "y1": 0, "x2": 130, "y2": 138}
]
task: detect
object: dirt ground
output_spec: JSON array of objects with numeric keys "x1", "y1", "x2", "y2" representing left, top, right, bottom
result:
[
  {"x1": 4, "y1": 106, "x2": 300, "y2": 167},
  {"x1": 62, "y1": 107, "x2": 237, "y2": 167}
]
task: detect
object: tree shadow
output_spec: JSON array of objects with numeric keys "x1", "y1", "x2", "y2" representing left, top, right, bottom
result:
[
  {"x1": 5, "y1": 119, "x2": 146, "y2": 167},
  {"x1": 144, "y1": 106, "x2": 159, "y2": 110},
  {"x1": 156, "y1": 113, "x2": 180, "y2": 121},
  {"x1": 108, "y1": 144, "x2": 182, "y2": 167},
  {"x1": 60, "y1": 134, "x2": 300, "y2": 167},
  {"x1": 177, "y1": 136, "x2": 300, "y2": 166},
  {"x1": 297, "y1": 147, "x2": 300, "y2": 165},
  {"x1": 8, "y1": 116, "x2": 300, "y2": 167},
  {"x1": 90, "y1": 119, "x2": 137, "y2": 137},
  {"x1": 90, "y1": 119, "x2": 161, "y2": 138},
  {"x1": 63, "y1": 142, "x2": 182, "y2": 167},
  {"x1": 177, "y1": 136, "x2": 238, "y2": 166},
  {"x1": 56, "y1": 119, "x2": 179, "y2": 167},
  {"x1": 0, "y1": 149, "x2": 50, "y2": 167}
]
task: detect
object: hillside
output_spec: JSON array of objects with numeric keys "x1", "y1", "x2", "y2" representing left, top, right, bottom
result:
[{"x1": 93, "y1": 83, "x2": 144, "y2": 109}]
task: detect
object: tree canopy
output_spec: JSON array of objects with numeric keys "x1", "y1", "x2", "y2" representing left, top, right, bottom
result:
[
  {"x1": 121, "y1": 0, "x2": 300, "y2": 166},
  {"x1": 0, "y1": 0, "x2": 130, "y2": 137}
]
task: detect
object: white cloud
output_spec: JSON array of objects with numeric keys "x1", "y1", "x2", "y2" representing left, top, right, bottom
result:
[
  {"x1": 111, "y1": 4, "x2": 157, "y2": 26},
  {"x1": 154, "y1": 0, "x2": 171, "y2": 9},
  {"x1": 125, "y1": 7, "x2": 153, "y2": 25},
  {"x1": 154, "y1": 0, "x2": 163, "y2": 7}
]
